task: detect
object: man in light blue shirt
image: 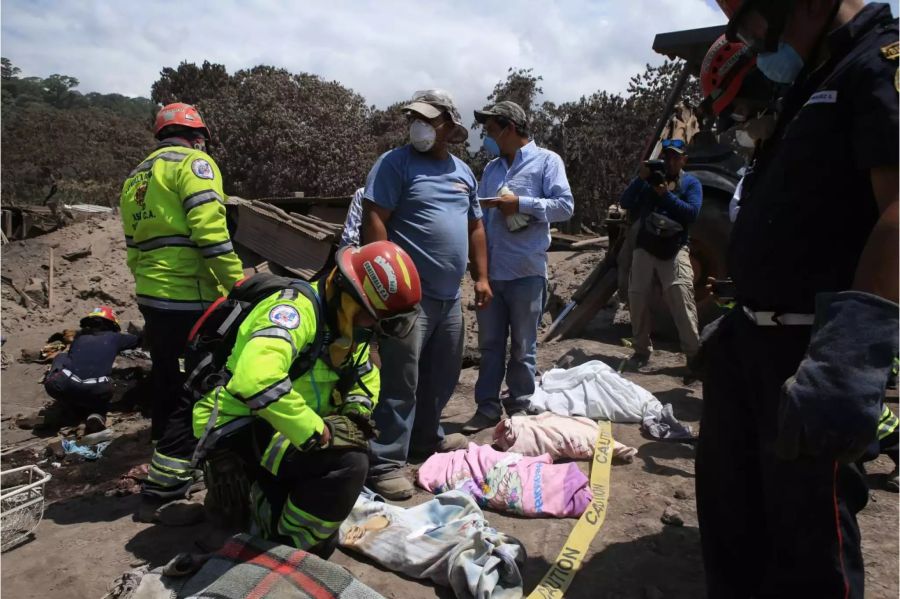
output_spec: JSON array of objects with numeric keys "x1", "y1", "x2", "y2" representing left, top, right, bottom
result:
[
  {"x1": 462, "y1": 101, "x2": 574, "y2": 433},
  {"x1": 362, "y1": 90, "x2": 492, "y2": 499}
]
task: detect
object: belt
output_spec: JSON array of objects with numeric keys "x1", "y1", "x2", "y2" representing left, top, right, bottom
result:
[
  {"x1": 62, "y1": 368, "x2": 110, "y2": 385},
  {"x1": 741, "y1": 306, "x2": 814, "y2": 327}
]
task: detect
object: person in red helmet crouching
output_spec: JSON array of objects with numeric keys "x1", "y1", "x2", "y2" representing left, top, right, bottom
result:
[{"x1": 42, "y1": 306, "x2": 141, "y2": 432}]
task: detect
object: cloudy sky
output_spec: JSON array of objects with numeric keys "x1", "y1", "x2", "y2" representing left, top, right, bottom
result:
[{"x1": 2, "y1": 0, "x2": 897, "y2": 133}]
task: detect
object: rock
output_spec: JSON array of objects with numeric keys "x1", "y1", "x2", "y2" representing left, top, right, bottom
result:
[
  {"x1": 45, "y1": 438, "x2": 65, "y2": 460},
  {"x1": 661, "y1": 505, "x2": 684, "y2": 527},
  {"x1": 674, "y1": 489, "x2": 690, "y2": 500},
  {"x1": 130, "y1": 558, "x2": 148, "y2": 568},
  {"x1": 22, "y1": 277, "x2": 48, "y2": 306}
]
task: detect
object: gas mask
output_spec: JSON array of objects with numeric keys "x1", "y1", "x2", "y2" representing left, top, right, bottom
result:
[{"x1": 409, "y1": 120, "x2": 437, "y2": 152}]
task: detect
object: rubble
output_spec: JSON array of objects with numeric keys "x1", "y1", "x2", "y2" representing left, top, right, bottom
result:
[{"x1": 661, "y1": 505, "x2": 684, "y2": 527}]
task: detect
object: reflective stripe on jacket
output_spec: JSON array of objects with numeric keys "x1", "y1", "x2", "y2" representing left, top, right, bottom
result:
[{"x1": 120, "y1": 143, "x2": 243, "y2": 308}]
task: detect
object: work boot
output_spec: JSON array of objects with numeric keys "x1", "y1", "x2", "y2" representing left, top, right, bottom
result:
[
  {"x1": 85, "y1": 413, "x2": 107, "y2": 434},
  {"x1": 438, "y1": 433, "x2": 468, "y2": 452},
  {"x1": 886, "y1": 467, "x2": 899, "y2": 493},
  {"x1": 461, "y1": 411, "x2": 500, "y2": 434},
  {"x1": 626, "y1": 352, "x2": 650, "y2": 371},
  {"x1": 368, "y1": 472, "x2": 414, "y2": 501}
]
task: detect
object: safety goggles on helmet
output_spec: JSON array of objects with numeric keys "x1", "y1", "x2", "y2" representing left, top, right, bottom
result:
[
  {"x1": 661, "y1": 139, "x2": 686, "y2": 151},
  {"x1": 374, "y1": 308, "x2": 418, "y2": 339}
]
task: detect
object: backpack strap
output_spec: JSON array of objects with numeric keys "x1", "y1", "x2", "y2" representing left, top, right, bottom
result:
[{"x1": 287, "y1": 281, "x2": 326, "y2": 380}]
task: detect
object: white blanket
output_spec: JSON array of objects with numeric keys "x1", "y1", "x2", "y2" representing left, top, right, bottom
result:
[
  {"x1": 528, "y1": 360, "x2": 693, "y2": 441},
  {"x1": 529, "y1": 360, "x2": 663, "y2": 422}
]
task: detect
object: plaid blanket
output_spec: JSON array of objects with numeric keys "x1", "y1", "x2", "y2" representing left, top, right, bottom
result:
[{"x1": 119, "y1": 534, "x2": 384, "y2": 599}]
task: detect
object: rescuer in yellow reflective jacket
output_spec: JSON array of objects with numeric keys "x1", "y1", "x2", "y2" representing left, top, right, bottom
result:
[
  {"x1": 141, "y1": 241, "x2": 422, "y2": 559},
  {"x1": 120, "y1": 102, "x2": 243, "y2": 441}
]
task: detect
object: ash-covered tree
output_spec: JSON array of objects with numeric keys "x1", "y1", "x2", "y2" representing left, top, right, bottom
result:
[
  {"x1": 368, "y1": 100, "x2": 408, "y2": 156},
  {"x1": 150, "y1": 60, "x2": 229, "y2": 107},
  {"x1": 201, "y1": 66, "x2": 375, "y2": 197}
]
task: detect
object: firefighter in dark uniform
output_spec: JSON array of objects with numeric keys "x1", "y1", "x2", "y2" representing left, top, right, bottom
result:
[{"x1": 698, "y1": 1, "x2": 899, "y2": 598}]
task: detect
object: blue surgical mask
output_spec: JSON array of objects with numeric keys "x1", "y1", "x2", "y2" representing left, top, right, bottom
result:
[
  {"x1": 483, "y1": 135, "x2": 500, "y2": 157},
  {"x1": 756, "y1": 42, "x2": 804, "y2": 84}
]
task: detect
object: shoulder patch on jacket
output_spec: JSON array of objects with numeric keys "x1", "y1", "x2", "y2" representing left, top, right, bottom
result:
[
  {"x1": 881, "y1": 41, "x2": 899, "y2": 61},
  {"x1": 191, "y1": 158, "x2": 215, "y2": 180},
  {"x1": 269, "y1": 304, "x2": 301, "y2": 329}
]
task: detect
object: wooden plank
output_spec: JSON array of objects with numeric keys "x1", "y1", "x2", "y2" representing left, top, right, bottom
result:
[
  {"x1": 256, "y1": 195, "x2": 353, "y2": 208},
  {"x1": 570, "y1": 236, "x2": 609, "y2": 249},
  {"x1": 2, "y1": 210, "x2": 12, "y2": 241},
  {"x1": 308, "y1": 205, "x2": 349, "y2": 226},
  {"x1": 234, "y1": 205, "x2": 333, "y2": 280},
  {"x1": 0, "y1": 275, "x2": 35, "y2": 308}
]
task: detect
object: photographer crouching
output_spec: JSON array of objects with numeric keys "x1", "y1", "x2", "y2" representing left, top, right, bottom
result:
[{"x1": 620, "y1": 138, "x2": 703, "y2": 374}]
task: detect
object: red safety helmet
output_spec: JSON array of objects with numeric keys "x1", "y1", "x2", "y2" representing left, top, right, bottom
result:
[
  {"x1": 701, "y1": 35, "x2": 757, "y2": 116},
  {"x1": 153, "y1": 103, "x2": 210, "y2": 140},
  {"x1": 336, "y1": 241, "x2": 422, "y2": 338},
  {"x1": 81, "y1": 305, "x2": 120, "y2": 330}
]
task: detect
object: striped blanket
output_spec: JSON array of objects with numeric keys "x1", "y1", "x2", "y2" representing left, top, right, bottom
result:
[{"x1": 117, "y1": 533, "x2": 384, "y2": 599}]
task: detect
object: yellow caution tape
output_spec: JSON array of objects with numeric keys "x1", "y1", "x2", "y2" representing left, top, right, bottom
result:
[{"x1": 526, "y1": 420, "x2": 613, "y2": 599}]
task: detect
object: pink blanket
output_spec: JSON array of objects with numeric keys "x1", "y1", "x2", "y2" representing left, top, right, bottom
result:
[
  {"x1": 493, "y1": 413, "x2": 638, "y2": 462},
  {"x1": 417, "y1": 443, "x2": 591, "y2": 518}
]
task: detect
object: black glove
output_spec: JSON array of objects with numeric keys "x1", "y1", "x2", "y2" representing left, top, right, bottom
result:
[
  {"x1": 322, "y1": 415, "x2": 369, "y2": 451},
  {"x1": 776, "y1": 291, "x2": 899, "y2": 463}
]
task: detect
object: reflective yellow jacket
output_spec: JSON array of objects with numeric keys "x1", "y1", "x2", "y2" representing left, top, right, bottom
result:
[
  {"x1": 120, "y1": 142, "x2": 243, "y2": 310},
  {"x1": 192, "y1": 289, "x2": 379, "y2": 475}
]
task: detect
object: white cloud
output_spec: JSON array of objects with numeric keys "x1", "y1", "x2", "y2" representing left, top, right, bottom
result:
[
  {"x1": 2, "y1": 0, "x2": 723, "y2": 131},
  {"x1": 3, "y1": 0, "x2": 897, "y2": 138}
]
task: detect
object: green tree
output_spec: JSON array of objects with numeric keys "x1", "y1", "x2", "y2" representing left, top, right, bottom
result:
[
  {"x1": 1, "y1": 57, "x2": 21, "y2": 80},
  {"x1": 41, "y1": 74, "x2": 81, "y2": 108}
]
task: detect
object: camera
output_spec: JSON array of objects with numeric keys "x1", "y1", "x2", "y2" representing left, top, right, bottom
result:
[{"x1": 644, "y1": 159, "x2": 666, "y2": 186}]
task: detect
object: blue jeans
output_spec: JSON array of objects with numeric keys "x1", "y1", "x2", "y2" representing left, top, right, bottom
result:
[
  {"x1": 369, "y1": 296, "x2": 464, "y2": 477},
  {"x1": 474, "y1": 276, "x2": 546, "y2": 419}
]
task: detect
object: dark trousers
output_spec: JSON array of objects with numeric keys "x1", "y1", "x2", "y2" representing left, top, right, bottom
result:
[
  {"x1": 43, "y1": 370, "x2": 112, "y2": 416},
  {"x1": 882, "y1": 429, "x2": 900, "y2": 466},
  {"x1": 241, "y1": 421, "x2": 368, "y2": 559},
  {"x1": 143, "y1": 389, "x2": 199, "y2": 499},
  {"x1": 696, "y1": 312, "x2": 868, "y2": 599},
  {"x1": 139, "y1": 306, "x2": 203, "y2": 441}
]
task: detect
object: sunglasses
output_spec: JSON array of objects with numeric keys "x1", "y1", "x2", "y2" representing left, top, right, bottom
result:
[
  {"x1": 375, "y1": 309, "x2": 419, "y2": 339},
  {"x1": 661, "y1": 139, "x2": 686, "y2": 150}
]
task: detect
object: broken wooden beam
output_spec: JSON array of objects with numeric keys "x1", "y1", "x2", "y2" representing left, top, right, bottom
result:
[{"x1": 570, "y1": 236, "x2": 609, "y2": 249}]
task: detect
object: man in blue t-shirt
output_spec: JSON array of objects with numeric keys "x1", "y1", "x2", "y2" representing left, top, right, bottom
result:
[{"x1": 362, "y1": 89, "x2": 492, "y2": 500}]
